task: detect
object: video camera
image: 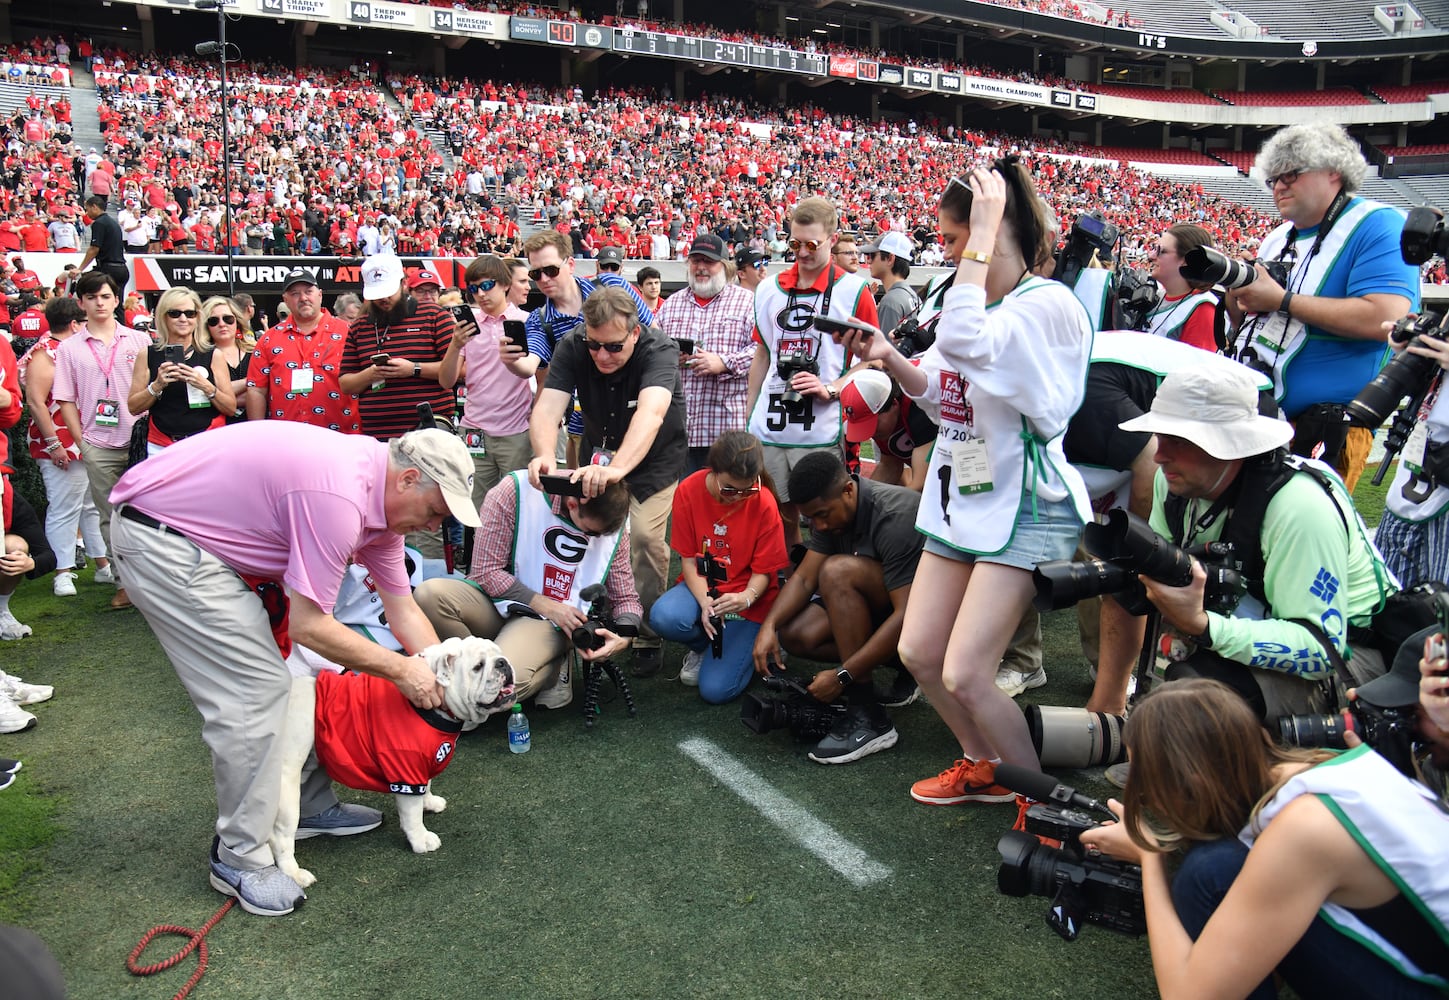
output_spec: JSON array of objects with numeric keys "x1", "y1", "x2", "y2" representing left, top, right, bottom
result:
[
  {"x1": 1179, "y1": 246, "x2": 1290, "y2": 292},
  {"x1": 1032, "y1": 508, "x2": 1245, "y2": 618},
  {"x1": 994, "y1": 765, "x2": 1146, "y2": 941},
  {"x1": 740, "y1": 673, "x2": 847, "y2": 740},
  {"x1": 776, "y1": 348, "x2": 820, "y2": 412},
  {"x1": 571, "y1": 583, "x2": 633, "y2": 652},
  {"x1": 1113, "y1": 268, "x2": 1160, "y2": 332},
  {"x1": 1053, "y1": 212, "x2": 1119, "y2": 291}
]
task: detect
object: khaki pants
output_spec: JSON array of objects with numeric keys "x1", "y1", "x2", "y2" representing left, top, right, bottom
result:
[
  {"x1": 467, "y1": 429, "x2": 532, "y2": 510},
  {"x1": 413, "y1": 578, "x2": 568, "y2": 699},
  {"x1": 630, "y1": 483, "x2": 675, "y2": 643},
  {"x1": 78, "y1": 441, "x2": 129, "y2": 586}
]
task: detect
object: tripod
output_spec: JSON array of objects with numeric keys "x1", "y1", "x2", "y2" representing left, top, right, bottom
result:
[{"x1": 581, "y1": 654, "x2": 638, "y2": 729}]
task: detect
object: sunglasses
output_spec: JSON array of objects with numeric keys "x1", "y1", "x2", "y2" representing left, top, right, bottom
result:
[
  {"x1": 466, "y1": 279, "x2": 498, "y2": 295},
  {"x1": 207, "y1": 314, "x2": 237, "y2": 327},
  {"x1": 166, "y1": 308, "x2": 198, "y2": 319},
  {"x1": 717, "y1": 480, "x2": 761, "y2": 498},
  {"x1": 752, "y1": 261, "x2": 769, "y2": 270},
  {"x1": 599, "y1": 263, "x2": 622, "y2": 271},
  {"x1": 1264, "y1": 169, "x2": 1305, "y2": 190},
  {"x1": 582, "y1": 335, "x2": 629, "y2": 354},
  {"x1": 527, "y1": 264, "x2": 563, "y2": 281},
  {"x1": 787, "y1": 239, "x2": 824, "y2": 253}
]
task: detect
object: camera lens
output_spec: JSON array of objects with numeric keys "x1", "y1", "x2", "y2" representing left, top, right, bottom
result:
[{"x1": 1031, "y1": 559, "x2": 1136, "y2": 612}]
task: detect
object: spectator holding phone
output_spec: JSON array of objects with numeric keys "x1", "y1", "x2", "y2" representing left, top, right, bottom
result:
[{"x1": 125, "y1": 287, "x2": 235, "y2": 455}]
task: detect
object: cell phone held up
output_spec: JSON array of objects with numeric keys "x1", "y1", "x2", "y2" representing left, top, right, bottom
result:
[
  {"x1": 451, "y1": 304, "x2": 475, "y2": 330},
  {"x1": 1429, "y1": 590, "x2": 1449, "y2": 672},
  {"x1": 813, "y1": 315, "x2": 875, "y2": 340},
  {"x1": 538, "y1": 473, "x2": 586, "y2": 498},
  {"x1": 162, "y1": 344, "x2": 185, "y2": 366},
  {"x1": 503, "y1": 319, "x2": 529, "y2": 354}
]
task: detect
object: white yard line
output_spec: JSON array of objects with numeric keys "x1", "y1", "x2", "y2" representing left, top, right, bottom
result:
[{"x1": 677, "y1": 737, "x2": 892, "y2": 888}]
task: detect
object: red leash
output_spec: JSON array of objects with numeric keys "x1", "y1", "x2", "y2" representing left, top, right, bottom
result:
[{"x1": 126, "y1": 898, "x2": 235, "y2": 1000}]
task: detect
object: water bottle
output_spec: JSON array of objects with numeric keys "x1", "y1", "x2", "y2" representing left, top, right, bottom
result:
[{"x1": 507, "y1": 703, "x2": 531, "y2": 754}]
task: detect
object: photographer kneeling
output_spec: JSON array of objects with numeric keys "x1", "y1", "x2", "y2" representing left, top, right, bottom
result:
[
  {"x1": 1111, "y1": 365, "x2": 1394, "y2": 759},
  {"x1": 1079, "y1": 679, "x2": 1449, "y2": 998},
  {"x1": 414, "y1": 473, "x2": 639, "y2": 714}
]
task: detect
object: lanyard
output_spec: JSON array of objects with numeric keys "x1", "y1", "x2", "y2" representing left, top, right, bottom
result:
[{"x1": 84, "y1": 330, "x2": 122, "y2": 394}]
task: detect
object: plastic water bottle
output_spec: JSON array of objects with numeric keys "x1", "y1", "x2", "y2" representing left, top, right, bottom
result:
[{"x1": 507, "y1": 703, "x2": 531, "y2": 754}]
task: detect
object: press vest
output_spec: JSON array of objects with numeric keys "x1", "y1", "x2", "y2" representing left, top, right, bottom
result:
[{"x1": 493, "y1": 471, "x2": 624, "y2": 617}]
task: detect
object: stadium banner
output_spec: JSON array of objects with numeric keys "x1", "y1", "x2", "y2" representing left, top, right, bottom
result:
[
  {"x1": 256, "y1": 0, "x2": 330, "y2": 18},
  {"x1": 509, "y1": 16, "x2": 547, "y2": 41},
  {"x1": 130, "y1": 256, "x2": 464, "y2": 296},
  {"x1": 344, "y1": 1, "x2": 418, "y2": 28},
  {"x1": 936, "y1": 72, "x2": 962, "y2": 94},
  {"x1": 904, "y1": 67, "x2": 934, "y2": 89},
  {"x1": 878, "y1": 63, "x2": 904, "y2": 86},
  {"x1": 963, "y1": 76, "x2": 1050, "y2": 106},
  {"x1": 427, "y1": 8, "x2": 508, "y2": 39},
  {"x1": 828, "y1": 55, "x2": 858, "y2": 80}
]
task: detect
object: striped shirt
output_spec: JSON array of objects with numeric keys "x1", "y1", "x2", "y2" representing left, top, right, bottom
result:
[
  {"x1": 342, "y1": 298, "x2": 455, "y2": 440},
  {"x1": 52, "y1": 324, "x2": 151, "y2": 449},
  {"x1": 654, "y1": 284, "x2": 756, "y2": 447}
]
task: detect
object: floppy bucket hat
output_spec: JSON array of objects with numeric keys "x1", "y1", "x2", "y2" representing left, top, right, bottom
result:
[{"x1": 1118, "y1": 367, "x2": 1292, "y2": 460}]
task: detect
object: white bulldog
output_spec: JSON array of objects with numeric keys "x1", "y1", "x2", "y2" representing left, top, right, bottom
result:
[{"x1": 272, "y1": 636, "x2": 515, "y2": 887}]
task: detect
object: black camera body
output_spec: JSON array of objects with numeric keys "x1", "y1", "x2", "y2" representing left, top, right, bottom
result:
[
  {"x1": 776, "y1": 349, "x2": 820, "y2": 410},
  {"x1": 1348, "y1": 310, "x2": 1446, "y2": 431},
  {"x1": 890, "y1": 314, "x2": 935, "y2": 357},
  {"x1": 1400, "y1": 205, "x2": 1448, "y2": 265},
  {"x1": 1278, "y1": 692, "x2": 1420, "y2": 778},
  {"x1": 997, "y1": 803, "x2": 1146, "y2": 941},
  {"x1": 1053, "y1": 211, "x2": 1120, "y2": 291},
  {"x1": 1179, "y1": 246, "x2": 1289, "y2": 292},
  {"x1": 1032, "y1": 508, "x2": 1245, "y2": 617},
  {"x1": 1114, "y1": 268, "x2": 1160, "y2": 332},
  {"x1": 700, "y1": 545, "x2": 726, "y2": 659},
  {"x1": 740, "y1": 673, "x2": 846, "y2": 740},
  {"x1": 570, "y1": 583, "x2": 632, "y2": 652}
]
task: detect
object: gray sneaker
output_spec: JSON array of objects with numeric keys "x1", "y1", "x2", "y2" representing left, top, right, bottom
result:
[
  {"x1": 295, "y1": 802, "x2": 383, "y2": 840},
  {"x1": 808, "y1": 706, "x2": 899, "y2": 765},
  {"x1": 208, "y1": 839, "x2": 304, "y2": 917}
]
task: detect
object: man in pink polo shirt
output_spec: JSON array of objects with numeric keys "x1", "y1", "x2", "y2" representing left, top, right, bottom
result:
[{"x1": 109, "y1": 422, "x2": 481, "y2": 917}]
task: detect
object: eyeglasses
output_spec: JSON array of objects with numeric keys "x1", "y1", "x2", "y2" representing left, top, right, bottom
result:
[
  {"x1": 834, "y1": 249, "x2": 858, "y2": 259},
  {"x1": 582, "y1": 335, "x2": 629, "y2": 354},
  {"x1": 207, "y1": 314, "x2": 237, "y2": 327},
  {"x1": 527, "y1": 264, "x2": 563, "y2": 281},
  {"x1": 717, "y1": 479, "x2": 761, "y2": 498},
  {"x1": 466, "y1": 279, "x2": 498, "y2": 296},
  {"x1": 1264, "y1": 169, "x2": 1305, "y2": 190},
  {"x1": 166, "y1": 309, "x2": 198, "y2": 319},
  {"x1": 788, "y1": 239, "x2": 824, "y2": 253}
]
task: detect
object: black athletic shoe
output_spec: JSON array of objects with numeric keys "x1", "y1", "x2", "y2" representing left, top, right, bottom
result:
[
  {"x1": 631, "y1": 643, "x2": 662, "y2": 678},
  {"x1": 808, "y1": 705, "x2": 899, "y2": 765},
  {"x1": 881, "y1": 669, "x2": 921, "y2": 708}
]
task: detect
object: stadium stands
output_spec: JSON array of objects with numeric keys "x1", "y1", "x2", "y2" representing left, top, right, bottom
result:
[
  {"x1": 1218, "y1": 0, "x2": 1393, "y2": 40},
  {"x1": 1215, "y1": 87, "x2": 1373, "y2": 107},
  {"x1": 1368, "y1": 80, "x2": 1449, "y2": 103},
  {"x1": 1085, "y1": 83, "x2": 1223, "y2": 106}
]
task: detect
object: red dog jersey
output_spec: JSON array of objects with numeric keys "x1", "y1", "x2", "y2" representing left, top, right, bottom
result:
[{"x1": 313, "y1": 670, "x2": 463, "y2": 795}]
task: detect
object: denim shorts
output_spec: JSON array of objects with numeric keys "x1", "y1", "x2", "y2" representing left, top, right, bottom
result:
[{"x1": 923, "y1": 494, "x2": 1083, "y2": 571}]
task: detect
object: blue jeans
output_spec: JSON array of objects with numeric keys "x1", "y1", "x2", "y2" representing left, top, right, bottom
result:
[
  {"x1": 649, "y1": 582, "x2": 760, "y2": 704},
  {"x1": 1172, "y1": 839, "x2": 1444, "y2": 999}
]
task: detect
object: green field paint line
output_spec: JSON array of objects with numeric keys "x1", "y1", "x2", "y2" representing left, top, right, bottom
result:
[{"x1": 677, "y1": 737, "x2": 892, "y2": 887}]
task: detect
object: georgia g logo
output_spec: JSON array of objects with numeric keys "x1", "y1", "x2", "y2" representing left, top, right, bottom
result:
[
  {"x1": 776, "y1": 301, "x2": 816, "y2": 333},
  {"x1": 543, "y1": 525, "x2": 589, "y2": 564}
]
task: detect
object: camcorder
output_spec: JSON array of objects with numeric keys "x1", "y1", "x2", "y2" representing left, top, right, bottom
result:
[
  {"x1": 1053, "y1": 211, "x2": 1119, "y2": 291},
  {"x1": 1113, "y1": 268, "x2": 1160, "y2": 332},
  {"x1": 1178, "y1": 246, "x2": 1290, "y2": 292},
  {"x1": 570, "y1": 583, "x2": 635, "y2": 652},
  {"x1": 1032, "y1": 508, "x2": 1245, "y2": 618},
  {"x1": 775, "y1": 348, "x2": 820, "y2": 412},
  {"x1": 994, "y1": 765, "x2": 1146, "y2": 942},
  {"x1": 740, "y1": 672, "x2": 847, "y2": 740}
]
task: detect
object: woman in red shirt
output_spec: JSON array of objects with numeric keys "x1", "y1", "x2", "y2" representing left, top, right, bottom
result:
[{"x1": 649, "y1": 431, "x2": 790, "y2": 703}]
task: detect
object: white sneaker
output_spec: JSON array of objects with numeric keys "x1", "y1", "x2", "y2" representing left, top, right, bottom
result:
[
  {"x1": 995, "y1": 664, "x2": 1047, "y2": 698},
  {"x1": 0, "y1": 693, "x2": 36, "y2": 734},
  {"x1": 1087, "y1": 664, "x2": 1139, "y2": 701},
  {"x1": 535, "y1": 659, "x2": 573, "y2": 709},
  {"x1": 679, "y1": 649, "x2": 703, "y2": 687},
  {"x1": 0, "y1": 671, "x2": 53, "y2": 706},
  {"x1": 93, "y1": 564, "x2": 115, "y2": 584},
  {"x1": 0, "y1": 611, "x2": 32, "y2": 641},
  {"x1": 53, "y1": 571, "x2": 78, "y2": 597}
]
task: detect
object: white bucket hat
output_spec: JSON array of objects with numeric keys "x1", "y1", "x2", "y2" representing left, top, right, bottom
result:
[{"x1": 1118, "y1": 366, "x2": 1292, "y2": 460}]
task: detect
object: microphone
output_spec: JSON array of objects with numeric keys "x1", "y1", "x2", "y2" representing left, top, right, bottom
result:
[
  {"x1": 994, "y1": 763, "x2": 1113, "y2": 819},
  {"x1": 194, "y1": 0, "x2": 224, "y2": 8},
  {"x1": 194, "y1": 41, "x2": 221, "y2": 56}
]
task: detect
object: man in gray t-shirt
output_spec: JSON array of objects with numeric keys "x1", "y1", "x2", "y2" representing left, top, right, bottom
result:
[
  {"x1": 751, "y1": 451, "x2": 922, "y2": 765},
  {"x1": 863, "y1": 231, "x2": 921, "y2": 337}
]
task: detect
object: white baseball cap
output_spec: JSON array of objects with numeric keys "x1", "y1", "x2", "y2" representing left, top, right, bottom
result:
[
  {"x1": 840, "y1": 369, "x2": 895, "y2": 443},
  {"x1": 361, "y1": 253, "x2": 404, "y2": 301},
  {"x1": 861, "y1": 231, "x2": 915, "y2": 260},
  {"x1": 393, "y1": 429, "x2": 482, "y2": 528}
]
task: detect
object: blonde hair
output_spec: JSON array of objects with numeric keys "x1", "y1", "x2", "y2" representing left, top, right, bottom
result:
[
  {"x1": 194, "y1": 295, "x2": 255, "y2": 352},
  {"x1": 153, "y1": 287, "x2": 202, "y2": 345},
  {"x1": 791, "y1": 196, "x2": 839, "y2": 235}
]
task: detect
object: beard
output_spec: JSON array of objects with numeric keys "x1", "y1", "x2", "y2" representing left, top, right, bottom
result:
[
  {"x1": 688, "y1": 270, "x2": 726, "y2": 299},
  {"x1": 368, "y1": 294, "x2": 411, "y2": 326}
]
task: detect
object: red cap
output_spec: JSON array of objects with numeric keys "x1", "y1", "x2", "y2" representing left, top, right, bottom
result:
[
  {"x1": 839, "y1": 370, "x2": 894, "y2": 443},
  {"x1": 406, "y1": 268, "x2": 442, "y2": 290}
]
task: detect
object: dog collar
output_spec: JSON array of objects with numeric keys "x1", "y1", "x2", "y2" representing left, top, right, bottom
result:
[{"x1": 412, "y1": 704, "x2": 465, "y2": 734}]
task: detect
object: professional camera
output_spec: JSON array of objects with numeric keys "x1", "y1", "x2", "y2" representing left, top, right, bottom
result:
[
  {"x1": 775, "y1": 349, "x2": 820, "y2": 411},
  {"x1": 1032, "y1": 508, "x2": 1245, "y2": 617},
  {"x1": 1348, "y1": 310, "x2": 1446, "y2": 431},
  {"x1": 1399, "y1": 205, "x2": 1449, "y2": 265},
  {"x1": 1113, "y1": 268, "x2": 1160, "y2": 332},
  {"x1": 889, "y1": 308, "x2": 936, "y2": 357},
  {"x1": 1024, "y1": 705, "x2": 1127, "y2": 768},
  {"x1": 571, "y1": 583, "x2": 631, "y2": 652},
  {"x1": 1053, "y1": 211, "x2": 1120, "y2": 291},
  {"x1": 994, "y1": 768, "x2": 1145, "y2": 941},
  {"x1": 739, "y1": 673, "x2": 847, "y2": 740},
  {"x1": 1179, "y1": 246, "x2": 1290, "y2": 292},
  {"x1": 1278, "y1": 694, "x2": 1418, "y2": 778}
]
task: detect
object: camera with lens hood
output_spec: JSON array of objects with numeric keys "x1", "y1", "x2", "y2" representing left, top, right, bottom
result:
[
  {"x1": 571, "y1": 583, "x2": 633, "y2": 652},
  {"x1": 1277, "y1": 696, "x2": 1419, "y2": 779},
  {"x1": 1024, "y1": 705, "x2": 1127, "y2": 768},
  {"x1": 775, "y1": 349, "x2": 820, "y2": 412},
  {"x1": 1114, "y1": 268, "x2": 1161, "y2": 332},
  {"x1": 740, "y1": 673, "x2": 847, "y2": 740},
  {"x1": 1179, "y1": 246, "x2": 1290, "y2": 292},
  {"x1": 1053, "y1": 211, "x2": 1120, "y2": 291}
]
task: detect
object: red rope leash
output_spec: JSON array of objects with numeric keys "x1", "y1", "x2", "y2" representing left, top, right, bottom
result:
[{"x1": 126, "y1": 898, "x2": 235, "y2": 1000}]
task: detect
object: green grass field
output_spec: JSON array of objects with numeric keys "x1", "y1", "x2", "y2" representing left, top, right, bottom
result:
[{"x1": 0, "y1": 468, "x2": 1393, "y2": 998}]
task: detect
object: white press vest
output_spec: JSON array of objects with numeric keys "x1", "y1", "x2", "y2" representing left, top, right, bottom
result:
[{"x1": 493, "y1": 471, "x2": 625, "y2": 617}]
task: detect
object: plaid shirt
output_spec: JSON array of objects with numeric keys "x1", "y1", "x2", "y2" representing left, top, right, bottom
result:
[{"x1": 653, "y1": 284, "x2": 756, "y2": 447}]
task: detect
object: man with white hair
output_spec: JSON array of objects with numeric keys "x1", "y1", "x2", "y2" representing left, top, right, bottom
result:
[
  {"x1": 655, "y1": 233, "x2": 756, "y2": 473},
  {"x1": 1228, "y1": 122, "x2": 1419, "y2": 491},
  {"x1": 1117, "y1": 364, "x2": 1395, "y2": 735}
]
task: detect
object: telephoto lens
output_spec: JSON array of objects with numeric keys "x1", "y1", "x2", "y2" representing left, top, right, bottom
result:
[{"x1": 1024, "y1": 705, "x2": 1127, "y2": 768}]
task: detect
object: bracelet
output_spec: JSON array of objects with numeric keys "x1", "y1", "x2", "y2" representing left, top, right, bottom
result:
[
  {"x1": 45, "y1": 441, "x2": 63, "y2": 453},
  {"x1": 743, "y1": 588, "x2": 756, "y2": 608},
  {"x1": 146, "y1": 383, "x2": 161, "y2": 398},
  {"x1": 960, "y1": 249, "x2": 993, "y2": 265},
  {"x1": 206, "y1": 388, "x2": 217, "y2": 400},
  {"x1": 1278, "y1": 290, "x2": 1294, "y2": 316},
  {"x1": 43, "y1": 434, "x2": 59, "y2": 445}
]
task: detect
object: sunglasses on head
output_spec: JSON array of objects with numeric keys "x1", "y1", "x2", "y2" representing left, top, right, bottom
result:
[
  {"x1": 166, "y1": 308, "x2": 198, "y2": 319},
  {"x1": 582, "y1": 334, "x2": 629, "y2": 354},
  {"x1": 466, "y1": 279, "x2": 498, "y2": 295},
  {"x1": 787, "y1": 238, "x2": 823, "y2": 253},
  {"x1": 207, "y1": 314, "x2": 236, "y2": 327},
  {"x1": 527, "y1": 264, "x2": 563, "y2": 281}
]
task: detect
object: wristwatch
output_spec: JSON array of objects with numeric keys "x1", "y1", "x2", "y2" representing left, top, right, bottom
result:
[
  {"x1": 826, "y1": 384, "x2": 839, "y2": 401},
  {"x1": 835, "y1": 667, "x2": 853, "y2": 687},
  {"x1": 1187, "y1": 618, "x2": 1214, "y2": 649},
  {"x1": 412, "y1": 364, "x2": 423, "y2": 378}
]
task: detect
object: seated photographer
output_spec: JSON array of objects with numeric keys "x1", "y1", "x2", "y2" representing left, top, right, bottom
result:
[
  {"x1": 1373, "y1": 327, "x2": 1449, "y2": 588},
  {"x1": 751, "y1": 451, "x2": 922, "y2": 765},
  {"x1": 650, "y1": 431, "x2": 789, "y2": 703},
  {"x1": 1347, "y1": 625, "x2": 1449, "y2": 806},
  {"x1": 413, "y1": 473, "x2": 639, "y2": 714},
  {"x1": 1079, "y1": 679, "x2": 1449, "y2": 999},
  {"x1": 1117, "y1": 365, "x2": 1395, "y2": 730},
  {"x1": 1, "y1": 490, "x2": 57, "y2": 641}
]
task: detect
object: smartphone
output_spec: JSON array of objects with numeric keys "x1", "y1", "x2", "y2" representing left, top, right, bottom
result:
[
  {"x1": 538, "y1": 473, "x2": 586, "y2": 498},
  {"x1": 503, "y1": 320, "x2": 528, "y2": 353},
  {"x1": 162, "y1": 344, "x2": 185, "y2": 366},
  {"x1": 1430, "y1": 591, "x2": 1449, "y2": 671},
  {"x1": 370, "y1": 353, "x2": 391, "y2": 367},
  {"x1": 813, "y1": 315, "x2": 875, "y2": 339},
  {"x1": 673, "y1": 337, "x2": 695, "y2": 356},
  {"x1": 451, "y1": 304, "x2": 475, "y2": 330}
]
